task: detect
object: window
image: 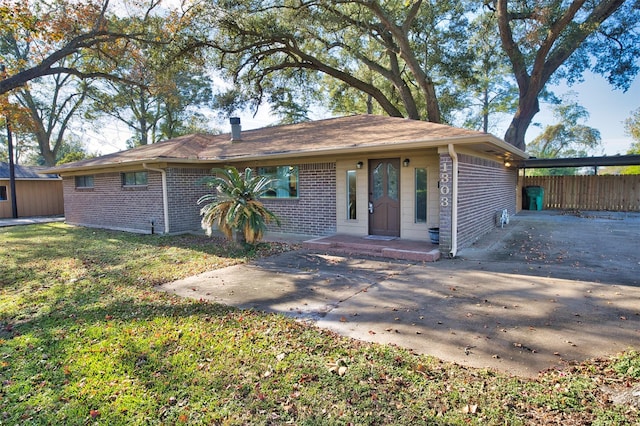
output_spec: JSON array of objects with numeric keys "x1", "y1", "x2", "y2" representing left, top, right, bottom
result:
[
  {"x1": 121, "y1": 171, "x2": 148, "y2": 186},
  {"x1": 75, "y1": 175, "x2": 94, "y2": 188},
  {"x1": 347, "y1": 170, "x2": 357, "y2": 220},
  {"x1": 372, "y1": 162, "x2": 398, "y2": 201},
  {"x1": 0, "y1": 185, "x2": 6, "y2": 201},
  {"x1": 415, "y1": 168, "x2": 427, "y2": 223},
  {"x1": 258, "y1": 166, "x2": 298, "y2": 198}
]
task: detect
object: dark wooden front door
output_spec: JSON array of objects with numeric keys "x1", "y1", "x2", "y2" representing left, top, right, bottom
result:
[{"x1": 369, "y1": 158, "x2": 400, "y2": 237}]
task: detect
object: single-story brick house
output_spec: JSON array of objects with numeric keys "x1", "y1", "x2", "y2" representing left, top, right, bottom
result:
[
  {"x1": 45, "y1": 115, "x2": 527, "y2": 255},
  {"x1": 1, "y1": 162, "x2": 64, "y2": 218}
]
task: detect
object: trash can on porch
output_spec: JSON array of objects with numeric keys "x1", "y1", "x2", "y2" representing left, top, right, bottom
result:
[{"x1": 524, "y1": 186, "x2": 544, "y2": 210}]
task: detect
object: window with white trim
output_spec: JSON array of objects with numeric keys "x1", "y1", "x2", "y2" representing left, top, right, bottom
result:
[
  {"x1": 415, "y1": 168, "x2": 427, "y2": 223},
  {"x1": 347, "y1": 170, "x2": 357, "y2": 219}
]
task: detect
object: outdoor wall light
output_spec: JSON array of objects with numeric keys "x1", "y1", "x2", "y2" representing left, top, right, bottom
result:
[
  {"x1": 356, "y1": 161, "x2": 363, "y2": 169},
  {"x1": 403, "y1": 158, "x2": 410, "y2": 167},
  {"x1": 504, "y1": 160, "x2": 512, "y2": 168}
]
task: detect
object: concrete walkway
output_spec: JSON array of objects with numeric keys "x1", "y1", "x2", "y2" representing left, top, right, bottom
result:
[
  {"x1": 0, "y1": 216, "x2": 65, "y2": 227},
  {"x1": 159, "y1": 210, "x2": 640, "y2": 378}
]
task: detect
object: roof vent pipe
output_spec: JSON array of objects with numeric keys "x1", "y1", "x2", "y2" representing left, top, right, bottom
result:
[{"x1": 230, "y1": 117, "x2": 241, "y2": 141}]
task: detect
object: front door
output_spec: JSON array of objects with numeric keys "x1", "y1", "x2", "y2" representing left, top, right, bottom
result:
[{"x1": 369, "y1": 158, "x2": 400, "y2": 237}]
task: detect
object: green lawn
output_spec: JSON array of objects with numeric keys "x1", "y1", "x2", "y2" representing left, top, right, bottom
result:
[{"x1": 0, "y1": 223, "x2": 638, "y2": 425}]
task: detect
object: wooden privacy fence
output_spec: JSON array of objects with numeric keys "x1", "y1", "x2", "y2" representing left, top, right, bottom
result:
[{"x1": 522, "y1": 175, "x2": 640, "y2": 212}]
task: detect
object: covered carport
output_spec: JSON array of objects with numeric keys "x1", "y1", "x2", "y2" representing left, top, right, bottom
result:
[
  {"x1": 514, "y1": 154, "x2": 640, "y2": 212},
  {"x1": 517, "y1": 154, "x2": 640, "y2": 175}
]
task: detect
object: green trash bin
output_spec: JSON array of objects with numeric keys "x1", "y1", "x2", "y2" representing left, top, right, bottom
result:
[{"x1": 525, "y1": 186, "x2": 544, "y2": 210}]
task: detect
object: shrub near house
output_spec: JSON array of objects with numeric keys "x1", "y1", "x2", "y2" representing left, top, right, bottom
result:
[{"x1": 198, "y1": 167, "x2": 280, "y2": 244}]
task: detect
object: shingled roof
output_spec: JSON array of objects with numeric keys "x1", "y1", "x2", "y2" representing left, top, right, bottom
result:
[
  {"x1": 0, "y1": 162, "x2": 60, "y2": 179},
  {"x1": 47, "y1": 115, "x2": 526, "y2": 173}
]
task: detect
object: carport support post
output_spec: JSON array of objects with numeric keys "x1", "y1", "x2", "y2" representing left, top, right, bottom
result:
[
  {"x1": 1, "y1": 64, "x2": 17, "y2": 218},
  {"x1": 438, "y1": 151, "x2": 453, "y2": 254}
]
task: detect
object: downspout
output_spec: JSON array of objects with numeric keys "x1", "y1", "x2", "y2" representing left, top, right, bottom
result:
[
  {"x1": 447, "y1": 144, "x2": 459, "y2": 258},
  {"x1": 143, "y1": 163, "x2": 170, "y2": 234}
]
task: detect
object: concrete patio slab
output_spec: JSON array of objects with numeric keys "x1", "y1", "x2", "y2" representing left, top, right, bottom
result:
[{"x1": 159, "y1": 210, "x2": 640, "y2": 378}]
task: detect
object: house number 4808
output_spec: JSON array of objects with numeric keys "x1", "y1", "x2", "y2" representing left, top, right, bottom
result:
[{"x1": 440, "y1": 162, "x2": 451, "y2": 207}]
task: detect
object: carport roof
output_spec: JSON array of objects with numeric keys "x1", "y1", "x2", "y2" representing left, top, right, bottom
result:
[
  {"x1": 44, "y1": 115, "x2": 527, "y2": 174},
  {"x1": 517, "y1": 154, "x2": 640, "y2": 168},
  {"x1": 0, "y1": 162, "x2": 59, "y2": 179}
]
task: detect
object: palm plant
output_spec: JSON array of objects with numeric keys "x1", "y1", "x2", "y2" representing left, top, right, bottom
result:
[{"x1": 198, "y1": 167, "x2": 281, "y2": 244}]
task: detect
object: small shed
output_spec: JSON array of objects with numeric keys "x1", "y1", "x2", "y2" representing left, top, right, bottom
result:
[{"x1": 0, "y1": 162, "x2": 64, "y2": 219}]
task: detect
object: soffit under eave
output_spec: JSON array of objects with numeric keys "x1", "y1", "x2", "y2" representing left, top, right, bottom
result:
[{"x1": 51, "y1": 160, "x2": 173, "y2": 176}]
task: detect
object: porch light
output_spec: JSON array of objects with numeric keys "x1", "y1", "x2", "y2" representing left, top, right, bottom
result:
[
  {"x1": 356, "y1": 161, "x2": 363, "y2": 169},
  {"x1": 504, "y1": 160, "x2": 512, "y2": 168},
  {"x1": 403, "y1": 158, "x2": 410, "y2": 167}
]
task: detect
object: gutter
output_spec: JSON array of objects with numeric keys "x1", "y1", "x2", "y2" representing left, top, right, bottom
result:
[
  {"x1": 447, "y1": 144, "x2": 459, "y2": 258},
  {"x1": 143, "y1": 163, "x2": 170, "y2": 234}
]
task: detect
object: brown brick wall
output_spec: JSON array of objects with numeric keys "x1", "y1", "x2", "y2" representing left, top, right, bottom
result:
[
  {"x1": 456, "y1": 154, "x2": 517, "y2": 249},
  {"x1": 63, "y1": 163, "x2": 337, "y2": 237},
  {"x1": 165, "y1": 167, "x2": 212, "y2": 233},
  {"x1": 262, "y1": 162, "x2": 337, "y2": 236},
  {"x1": 63, "y1": 171, "x2": 164, "y2": 234}
]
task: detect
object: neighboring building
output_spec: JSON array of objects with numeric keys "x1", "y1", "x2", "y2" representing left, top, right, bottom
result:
[
  {"x1": 0, "y1": 162, "x2": 64, "y2": 219},
  {"x1": 45, "y1": 115, "x2": 527, "y2": 255}
]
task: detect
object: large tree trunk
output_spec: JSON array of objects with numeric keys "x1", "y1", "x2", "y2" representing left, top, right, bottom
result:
[
  {"x1": 504, "y1": 91, "x2": 539, "y2": 151},
  {"x1": 38, "y1": 134, "x2": 57, "y2": 166},
  {"x1": 369, "y1": 0, "x2": 441, "y2": 123},
  {"x1": 495, "y1": 0, "x2": 626, "y2": 151},
  {"x1": 387, "y1": 49, "x2": 420, "y2": 120},
  {"x1": 423, "y1": 77, "x2": 441, "y2": 123},
  {"x1": 482, "y1": 87, "x2": 489, "y2": 134}
]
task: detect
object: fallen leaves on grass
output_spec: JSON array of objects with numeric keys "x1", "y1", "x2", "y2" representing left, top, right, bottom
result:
[
  {"x1": 461, "y1": 403, "x2": 478, "y2": 414},
  {"x1": 326, "y1": 358, "x2": 349, "y2": 376},
  {"x1": 2, "y1": 224, "x2": 640, "y2": 425}
]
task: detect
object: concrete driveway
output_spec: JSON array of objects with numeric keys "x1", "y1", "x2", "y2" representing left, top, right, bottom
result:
[{"x1": 159, "y1": 210, "x2": 640, "y2": 377}]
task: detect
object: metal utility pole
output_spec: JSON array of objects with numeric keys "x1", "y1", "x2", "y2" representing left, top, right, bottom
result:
[{"x1": 1, "y1": 64, "x2": 18, "y2": 218}]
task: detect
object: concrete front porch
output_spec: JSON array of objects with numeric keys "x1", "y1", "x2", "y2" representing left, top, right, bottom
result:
[{"x1": 302, "y1": 234, "x2": 441, "y2": 262}]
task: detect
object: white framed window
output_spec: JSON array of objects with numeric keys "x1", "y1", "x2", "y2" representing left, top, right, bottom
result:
[
  {"x1": 415, "y1": 168, "x2": 427, "y2": 223},
  {"x1": 347, "y1": 170, "x2": 357, "y2": 220}
]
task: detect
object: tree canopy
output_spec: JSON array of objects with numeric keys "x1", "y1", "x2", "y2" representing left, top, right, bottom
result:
[
  {"x1": 620, "y1": 107, "x2": 640, "y2": 174},
  {"x1": 207, "y1": 0, "x2": 474, "y2": 123},
  {"x1": 1, "y1": 0, "x2": 214, "y2": 163},
  {"x1": 86, "y1": 23, "x2": 215, "y2": 147},
  {"x1": 2, "y1": 0, "x2": 639, "y2": 159},
  {"x1": 0, "y1": 0, "x2": 194, "y2": 95},
  {"x1": 625, "y1": 107, "x2": 640, "y2": 151},
  {"x1": 202, "y1": 0, "x2": 639, "y2": 150},
  {"x1": 527, "y1": 95, "x2": 601, "y2": 159}
]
